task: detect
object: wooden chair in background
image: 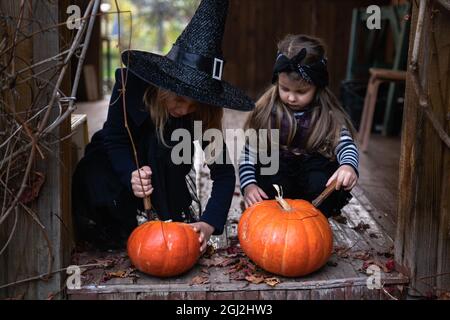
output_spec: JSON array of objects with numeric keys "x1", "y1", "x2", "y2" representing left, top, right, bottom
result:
[{"x1": 358, "y1": 68, "x2": 406, "y2": 152}]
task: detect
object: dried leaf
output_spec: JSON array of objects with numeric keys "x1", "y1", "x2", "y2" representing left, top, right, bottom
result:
[
  {"x1": 229, "y1": 272, "x2": 246, "y2": 281},
  {"x1": 361, "y1": 258, "x2": 393, "y2": 273},
  {"x1": 108, "y1": 270, "x2": 127, "y2": 278},
  {"x1": 226, "y1": 245, "x2": 243, "y2": 256},
  {"x1": 198, "y1": 256, "x2": 221, "y2": 267},
  {"x1": 334, "y1": 246, "x2": 350, "y2": 259},
  {"x1": 200, "y1": 268, "x2": 210, "y2": 275},
  {"x1": 352, "y1": 221, "x2": 371, "y2": 233},
  {"x1": 18, "y1": 171, "x2": 45, "y2": 204},
  {"x1": 189, "y1": 275, "x2": 209, "y2": 286},
  {"x1": 353, "y1": 251, "x2": 372, "y2": 261},
  {"x1": 326, "y1": 260, "x2": 338, "y2": 267},
  {"x1": 377, "y1": 251, "x2": 394, "y2": 259},
  {"x1": 245, "y1": 274, "x2": 265, "y2": 284},
  {"x1": 332, "y1": 215, "x2": 348, "y2": 224},
  {"x1": 385, "y1": 259, "x2": 395, "y2": 273},
  {"x1": 104, "y1": 267, "x2": 137, "y2": 281},
  {"x1": 219, "y1": 257, "x2": 240, "y2": 267},
  {"x1": 264, "y1": 277, "x2": 281, "y2": 287},
  {"x1": 204, "y1": 244, "x2": 215, "y2": 258}
]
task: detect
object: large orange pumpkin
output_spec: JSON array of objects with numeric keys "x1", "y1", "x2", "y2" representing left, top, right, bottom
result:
[
  {"x1": 238, "y1": 189, "x2": 333, "y2": 277},
  {"x1": 127, "y1": 221, "x2": 200, "y2": 277}
]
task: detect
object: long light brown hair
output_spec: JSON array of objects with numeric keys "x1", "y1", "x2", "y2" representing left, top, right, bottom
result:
[
  {"x1": 143, "y1": 85, "x2": 223, "y2": 147},
  {"x1": 245, "y1": 34, "x2": 357, "y2": 159}
]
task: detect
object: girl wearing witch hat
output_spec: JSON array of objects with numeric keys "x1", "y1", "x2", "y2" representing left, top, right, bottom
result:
[{"x1": 72, "y1": 0, "x2": 254, "y2": 251}]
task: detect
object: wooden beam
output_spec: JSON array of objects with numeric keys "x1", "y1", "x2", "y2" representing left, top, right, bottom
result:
[
  {"x1": 395, "y1": 0, "x2": 450, "y2": 298},
  {"x1": 0, "y1": 0, "x2": 73, "y2": 300}
]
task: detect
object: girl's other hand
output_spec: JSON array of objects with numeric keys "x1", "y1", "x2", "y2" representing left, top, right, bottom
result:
[
  {"x1": 326, "y1": 165, "x2": 358, "y2": 191},
  {"x1": 190, "y1": 221, "x2": 215, "y2": 253},
  {"x1": 131, "y1": 166, "x2": 153, "y2": 198},
  {"x1": 243, "y1": 184, "x2": 268, "y2": 208}
]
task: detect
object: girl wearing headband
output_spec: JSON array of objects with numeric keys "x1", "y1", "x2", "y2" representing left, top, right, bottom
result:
[{"x1": 239, "y1": 34, "x2": 359, "y2": 217}]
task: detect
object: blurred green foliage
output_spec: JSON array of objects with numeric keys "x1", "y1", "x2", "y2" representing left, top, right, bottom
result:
[{"x1": 101, "y1": 0, "x2": 200, "y2": 91}]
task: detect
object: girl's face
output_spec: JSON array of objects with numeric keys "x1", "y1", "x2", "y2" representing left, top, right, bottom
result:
[
  {"x1": 166, "y1": 94, "x2": 198, "y2": 117},
  {"x1": 278, "y1": 72, "x2": 316, "y2": 111}
]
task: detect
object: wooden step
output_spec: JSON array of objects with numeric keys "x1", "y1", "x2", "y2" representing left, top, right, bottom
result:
[{"x1": 67, "y1": 189, "x2": 408, "y2": 300}]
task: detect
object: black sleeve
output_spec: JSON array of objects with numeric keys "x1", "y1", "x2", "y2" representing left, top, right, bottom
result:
[{"x1": 200, "y1": 140, "x2": 236, "y2": 235}]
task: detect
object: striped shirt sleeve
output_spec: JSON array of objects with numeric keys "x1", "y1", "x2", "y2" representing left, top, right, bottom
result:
[
  {"x1": 335, "y1": 127, "x2": 359, "y2": 175},
  {"x1": 238, "y1": 144, "x2": 258, "y2": 191}
]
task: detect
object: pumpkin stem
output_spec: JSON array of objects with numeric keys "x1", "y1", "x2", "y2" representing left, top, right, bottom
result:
[{"x1": 273, "y1": 184, "x2": 292, "y2": 211}]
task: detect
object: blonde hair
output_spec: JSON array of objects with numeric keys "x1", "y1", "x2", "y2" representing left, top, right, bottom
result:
[
  {"x1": 143, "y1": 85, "x2": 223, "y2": 147},
  {"x1": 245, "y1": 34, "x2": 357, "y2": 159}
]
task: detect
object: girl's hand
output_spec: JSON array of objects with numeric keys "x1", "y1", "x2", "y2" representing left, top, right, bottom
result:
[
  {"x1": 131, "y1": 166, "x2": 153, "y2": 198},
  {"x1": 243, "y1": 183, "x2": 268, "y2": 208},
  {"x1": 326, "y1": 165, "x2": 358, "y2": 191},
  {"x1": 190, "y1": 221, "x2": 215, "y2": 253}
]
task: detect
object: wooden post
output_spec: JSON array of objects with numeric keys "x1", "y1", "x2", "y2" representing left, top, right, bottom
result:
[
  {"x1": 0, "y1": 0, "x2": 72, "y2": 299},
  {"x1": 395, "y1": 0, "x2": 450, "y2": 298}
]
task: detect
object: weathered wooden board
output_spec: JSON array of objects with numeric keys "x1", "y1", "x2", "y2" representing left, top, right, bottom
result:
[
  {"x1": 67, "y1": 189, "x2": 408, "y2": 300},
  {"x1": 395, "y1": 0, "x2": 450, "y2": 298}
]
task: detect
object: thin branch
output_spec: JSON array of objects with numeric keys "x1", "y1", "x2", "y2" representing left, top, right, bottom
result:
[
  {"x1": 0, "y1": 263, "x2": 106, "y2": 290},
  {"x1": 0, "y1": 206, "x2": 18, "y2": 256}
]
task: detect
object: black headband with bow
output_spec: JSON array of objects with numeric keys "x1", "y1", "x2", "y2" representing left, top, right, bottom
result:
[{"x1": 272, "y1": 48, "x2": 329, "y2": 87}]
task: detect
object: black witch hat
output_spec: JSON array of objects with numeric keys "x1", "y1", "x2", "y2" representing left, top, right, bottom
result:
[{"x1": 121, "y1": 0, "x2": 255, "y2": 112}]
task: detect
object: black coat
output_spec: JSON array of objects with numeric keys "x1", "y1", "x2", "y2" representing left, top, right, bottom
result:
[{"x1": 72, "y1": 68, "x2": 236, "y2": 240}]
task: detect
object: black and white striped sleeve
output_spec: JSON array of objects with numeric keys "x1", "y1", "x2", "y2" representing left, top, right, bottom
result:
[
  {"x1": 238, "y1": 144, "x2": 258, "y2": 191},
  {"x1": 334, "y1": 127, "x2": 359, "y2": 175}
]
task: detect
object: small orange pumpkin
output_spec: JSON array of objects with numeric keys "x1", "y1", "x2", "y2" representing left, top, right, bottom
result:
[
  {"x1": 127, "y1": 220, "x2": 200, "y2": 277},
  {"x1": 238, "y1": 187, "x2": 333, "y2": 277}
]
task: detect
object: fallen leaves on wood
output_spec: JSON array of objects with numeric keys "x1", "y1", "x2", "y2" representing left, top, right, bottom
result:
[
  {"x1": 264, "y1": 277, "x2": 281, "y2": 287},
  {"x1": 326, "y1": 260, "x2": 338, "y2": 267},
  {"x1": 361, "y1": 258, "x2": 395, "y2": 273},
  {"x1": 377, "y1": 250, "x2": 394, "y2": 259},
  {"x1": 198, "y1": 245, "x2": 282, "y2": 287},
  {"x1": 352, "y1": 221, "x2": 371, "y2": 233},
  {"x1": 200, "y1": 268, "x2": 210, "y2": 275},
  {"x1": 385, "y1": 259, "x2": 395, "y2": 273},
  {"x1": 203, "y1": 244, "x2": 216, "y2": 258},
  {"x1": 332, "y1": 215, "x2": 348, "y2": 224},
  {"x1": 333, "y1": 246, "x2": 350, "y2": 259},
  {"x1": 216, "y1": 244, "x2": 244, "y2": 256},
  {"x1": 102, "y1": 267, "x2": 138, "y2": 282},
  {"x1": 245, "y1": 274, "x2": 265, "y2": 284},
  {"x1": 198, "y1": 256, "x2": 239, "y2": 268},
  {"x1": 352, "y1": 250, "x2": 372, "y2": 261},
  {"x1": 189, "y1": 275, "x2": 210, "y2": 286}
]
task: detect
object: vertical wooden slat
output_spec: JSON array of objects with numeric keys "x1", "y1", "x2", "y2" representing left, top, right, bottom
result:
[
  {"x1": 33, "y1": 0, "x2": 65, "y2": 300},
  {"x1": 395, "y1": 0, "x2": 450, "y2": 297},
  {"x1": 432, "y1": 0, "x2": 450, "y2": 297},
  {"x1": 0, "y1": 0, "x2": 73, "y2": 300}
]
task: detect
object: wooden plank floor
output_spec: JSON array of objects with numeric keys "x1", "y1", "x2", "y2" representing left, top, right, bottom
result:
[
  {"x1": 68, "y1": 108, "x2": 406, "y2": 300},
  {"x1": 358, "y1": 134, "x2": 401, "y2": 239}
]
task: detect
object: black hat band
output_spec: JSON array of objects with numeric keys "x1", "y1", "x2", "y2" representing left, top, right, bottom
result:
[{"x1": 166, "y1": 45, "x2": 224, "y2": 81}]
